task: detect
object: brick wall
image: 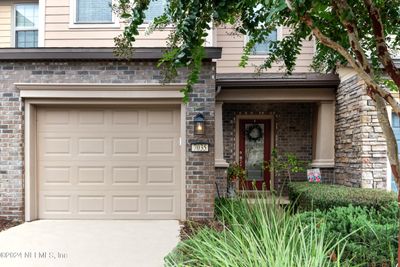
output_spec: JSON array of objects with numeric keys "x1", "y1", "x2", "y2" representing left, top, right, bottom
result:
[
  {"x1": 335, "y1": 74, "x2": 387, "y2": 188},
  {"x1": 0, "y1": 60, "x2": 216, "y2": 221},
  {"x1": 185, "y1": 72, "x2": 216, "y2": 220},
  {"x1": 222, "y1": 103, "x2": 314, "y2": 192},
  {"x1": 215, "y1": 167, "x2": 227, "y2": 197},
  {"x1": 0, "y1": 90, "x2": 23, "y2": 220},
  {"x1": 320, "y1": 168, "x2": 335, "y2": 184}
]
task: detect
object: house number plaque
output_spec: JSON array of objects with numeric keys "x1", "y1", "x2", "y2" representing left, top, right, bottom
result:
[{"x1": 191, "y1": 142, "x2": 209, "y2": 153}]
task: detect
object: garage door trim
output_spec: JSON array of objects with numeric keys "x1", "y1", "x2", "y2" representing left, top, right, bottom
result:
[{"x1": 24, "y1": 99, "x2": 186, "y2": 221}]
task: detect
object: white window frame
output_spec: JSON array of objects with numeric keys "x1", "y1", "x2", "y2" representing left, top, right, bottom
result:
[
  {"x1": 69, "y1": 0, "x2": 120, "y2": 29},
  {"x1": 244, "y1": 26, "x2": 283, "y2": 59},
  {"x1": 38, "y1": 0, "x2": 45, "y2": 47},
  {"x1": 13, "y1": 3, "x2": 39, "y2": 48}
]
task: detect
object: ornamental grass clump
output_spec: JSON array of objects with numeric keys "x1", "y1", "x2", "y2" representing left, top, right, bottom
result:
[{"x1": 165, "y1": 195, "x2": 349, "y2": 267}]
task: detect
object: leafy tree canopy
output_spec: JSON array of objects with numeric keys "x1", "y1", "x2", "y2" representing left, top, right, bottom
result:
[{"x1": 114, "y1": 0, "x2": 400, "y2": 101}]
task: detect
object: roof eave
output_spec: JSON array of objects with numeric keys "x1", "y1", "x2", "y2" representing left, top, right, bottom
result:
[{"x1": 0, "y1": 47, "x2": 222, "y2": 61}]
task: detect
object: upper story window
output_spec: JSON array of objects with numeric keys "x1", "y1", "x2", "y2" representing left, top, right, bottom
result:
[
  {"x1": 144, "y1": 0, "x2": 166, "y2": 23},
  {"x1": 15, "y1": 3, "x2": 39, "y2": 48},
  {"x1": 76, "y1": 0, "x2": 113, "y2": 23},
  {"x1": 249, "y1": 29, "x2": 278, "y2": 55}
]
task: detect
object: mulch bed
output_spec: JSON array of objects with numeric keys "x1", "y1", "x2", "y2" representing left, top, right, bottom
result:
[
  {"x1": 0, "y1": 220, "x2": 21, "y2": 233},
  {"x1": 179, "y1": 220, "x2": 225, "y2": 240}
]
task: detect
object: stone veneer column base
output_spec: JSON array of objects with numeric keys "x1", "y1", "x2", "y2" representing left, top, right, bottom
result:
[{"x1": 335, "y1": 70, "x2": 387, "y2": 189}]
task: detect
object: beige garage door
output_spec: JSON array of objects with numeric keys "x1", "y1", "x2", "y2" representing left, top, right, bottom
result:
[{"x1": 37, "y1": 106, "x2": 182, "y2": 219}]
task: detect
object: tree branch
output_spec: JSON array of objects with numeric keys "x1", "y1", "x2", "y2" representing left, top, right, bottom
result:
[
  {"x1": 333, "y1": 0, "x2": 373, "y2": 76},
  {"x1": 300, "y1": 13, "x2": 400, "y2": 116},
  {"x1": 364, "y1": 0, "x2": 400, "y2": 88}
]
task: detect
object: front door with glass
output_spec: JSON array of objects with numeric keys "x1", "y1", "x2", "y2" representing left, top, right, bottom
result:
[{"x1": 239, "y1": 119, "x2": 271, "y2": 190}]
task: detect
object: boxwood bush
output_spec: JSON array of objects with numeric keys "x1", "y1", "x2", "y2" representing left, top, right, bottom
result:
[
  {"x1": 298, "y1": 203, "x2": 398, "y2": 266},
  {"x1": 288, "y1": 182, "x2": 397, "y2": 211}
]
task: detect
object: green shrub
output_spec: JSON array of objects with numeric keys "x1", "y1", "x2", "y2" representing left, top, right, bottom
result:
[
  {"x1": 288, "y1": 182, "x2": 396, "y2": 211},
  {"x1": 165, "y1": 196, "x2": 349, "y2": 267},
  {"x1": 298, "y1": 203, "x2": 398, "y2": 266}
]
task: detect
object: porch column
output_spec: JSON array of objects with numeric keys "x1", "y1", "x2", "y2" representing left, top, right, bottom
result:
[
  {"x1": 215, "y1": 102, "x2": 229, "y2": 167},
  {"x1": 312, "y1": 101, "x2": 335, "y2": 168}
]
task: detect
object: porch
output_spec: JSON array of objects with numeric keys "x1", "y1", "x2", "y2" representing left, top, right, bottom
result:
[{"x1": 214, "y1": 73, "x2": 339, "y2": 195}]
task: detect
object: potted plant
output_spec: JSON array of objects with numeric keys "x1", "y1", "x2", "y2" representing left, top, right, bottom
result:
[{"x1": 227, "y1": 162, "x2": 246, "y2": 197}]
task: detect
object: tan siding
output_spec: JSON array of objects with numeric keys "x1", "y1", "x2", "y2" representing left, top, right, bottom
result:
[
  {"x1": 0, "y1": 4, "x2": 11, "y2": 48},
  {"x1": 45, "y1": 38, "x2": 170, "y2": 47},
  {"x1": 46, "y1": 6, "x2": 69, "y2": 15},
  {"x1": 216, "y1": 25, "x2": 315, "y2": 73},
  {"x1": 46, "y1": 15, "x2": 70, "y2": 23},
  {"x1": 44, "y1": 0, "x2": 170, "y2": 47},
  {"x1": 47, "y1": 0, "x2": 69, "y2": 6}
]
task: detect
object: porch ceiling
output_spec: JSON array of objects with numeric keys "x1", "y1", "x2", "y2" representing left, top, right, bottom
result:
[{"x1": 216, "y1": 73, "x2": 340, "y2": 89}]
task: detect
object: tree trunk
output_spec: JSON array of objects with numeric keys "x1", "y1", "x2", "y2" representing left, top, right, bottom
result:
[
  {"x1": 373, "y1": 94, "x2": 400, "y2": 265},
  {"x1": 289, "y1": 4, "x2": 400, "y2": 264}
]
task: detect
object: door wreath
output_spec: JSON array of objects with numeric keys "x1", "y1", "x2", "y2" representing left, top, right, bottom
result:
[{"x1": 246, "y1": 124, "x2": 263, "y2": 142}]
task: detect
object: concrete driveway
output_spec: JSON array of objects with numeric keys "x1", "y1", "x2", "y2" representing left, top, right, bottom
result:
[{"x1": 0, "y1": 220, "x2": 180, "y2": 267}]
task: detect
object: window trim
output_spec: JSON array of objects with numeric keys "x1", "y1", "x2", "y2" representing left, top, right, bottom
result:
[
  {"x1": 244, "y1": 26, "x2": 283, "y2": 59},
  {"x1": 13, "y1": 3, "x2": 39, "y2": 48},
  {"x1": 69, "y1": 0, "x2": 120, "y2": 29}
]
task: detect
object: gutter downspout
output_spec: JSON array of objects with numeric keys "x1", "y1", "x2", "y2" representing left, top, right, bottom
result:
[{"x1": 216, "y1": 85, "x2": 222, "y2": 96}]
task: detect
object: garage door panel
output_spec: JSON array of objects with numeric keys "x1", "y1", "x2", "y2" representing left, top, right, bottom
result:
[
  {"x1": 40, "y1": 164, "x2": 180, "y2": 186},
  {"x1": 39, "y1": 191, "x2": 180, "y2": 219},
  {"x1": 77, "y1": 167, "x2": 106, "y2": 185},
  {"x1": 111, "y1": 110, "x2": 139, "y2": 125},
  {"x1": 112, "y1": 167, "x2": 140, "y2": 184},
  {"x1": 37, "y1": 107, "x2": 182, "y2": 220},
  {"x1": 78, "y1": 110, "x2": 106, "y2": 125},
  {"x1": 146, "y1": 196, "x2": 175, "y2": 213},
  {"x1": 39, "y1": 110, "x2": 71, "y2": 125},
  {"x1": 77, "y1": 195, "x2": 107, "y2": 214},
  {"x1": 40, "y1": 137, "x2": 72, "y2": 155},
  {"x1": 112, "y1": 196, "x2": 140, "y2": 214},
  {"x1": 41, "y1": 166, "x2": 72, "y2": 185},
  {"x1": 78, "y1": 138, "x2": 106, "y2": 156},
  {"x1": 112, "y1": 138, "x2": 140, "y2": 155},
  {"x1": 147, "y1": 137, "x2": 176, "y2": 155},
  {"x1": 40, "y1": 194, "x2": 72, "y2": 214},
  {"x1": 147, "y1": 110, "x2": 175, "y2": 125}
]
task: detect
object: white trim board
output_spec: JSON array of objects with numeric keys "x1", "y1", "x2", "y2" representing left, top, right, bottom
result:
[
  {"x1": 16, "y1": 83, "x2": 186, "y2": 99},
  {"x1": 38, "y1": 0, "x2": 45, "y2": 47},
  {"x1": 15, "y1": 83, "x2": 186, "y2": 91}
]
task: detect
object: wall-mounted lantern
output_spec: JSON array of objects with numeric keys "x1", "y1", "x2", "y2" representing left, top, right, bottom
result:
[{"x1": 194, "y1": 113, "x2": 205, "y2": 135}]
